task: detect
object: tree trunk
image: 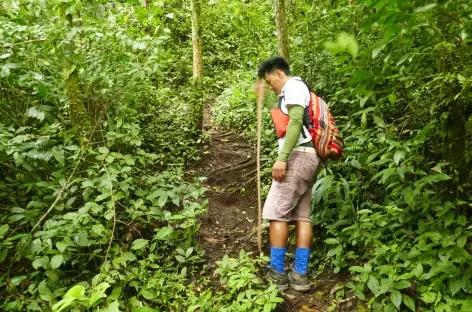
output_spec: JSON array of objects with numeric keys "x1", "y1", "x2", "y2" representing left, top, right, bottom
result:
[
  {"x1": 190, "y1": 0, "x2": 204, "y2": 133},
  {"x1": 191, "y1": 0, "x2": 203, "y2": 80},
  {"x1": 275, "y1": 0, "x2": 290, "y2": 62},
  {"x1": 61, "y1": 7, "x2": 90, "y2": 142}
]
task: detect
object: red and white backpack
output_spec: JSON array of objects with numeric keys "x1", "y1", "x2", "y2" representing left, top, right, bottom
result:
[{"x1": 270, "y1": 82, "x2": 344, "y2": 160}]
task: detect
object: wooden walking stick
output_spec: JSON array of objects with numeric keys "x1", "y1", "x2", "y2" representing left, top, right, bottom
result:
[{"x1": 256, "y1": 79, "x2": 265, "y2": 253}]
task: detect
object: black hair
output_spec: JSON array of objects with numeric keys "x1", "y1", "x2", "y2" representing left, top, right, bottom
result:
[{"x1": 257, "y1": 57, "x2": 291, "y2": 79}]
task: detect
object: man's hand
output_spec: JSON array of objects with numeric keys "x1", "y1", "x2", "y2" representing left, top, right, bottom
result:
[{"x1": 272, "y1": 160, "x2": 287, "y2": 182}]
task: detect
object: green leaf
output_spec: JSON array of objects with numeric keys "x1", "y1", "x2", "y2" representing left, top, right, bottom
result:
[
  {"x1": 324, "y1": 32, "x2": 359, "y2": 58},
  {"x1": 131, "y1": 239, "x2": 149, "y2": 250},
  {"x1": 98, "y1": 147, "x2": 109, "y2": 154},
  {"x1": 421, "y1": 292, "x2": 436, "y2": 304},
  {"x1": 92, "y1": 224, "x2": 105, "y2": 236},
  {"x1": 449, "y1": 279, "x2": 463, "y2": 297},
  {"x1": 187, "y1": 305, "x2": 201, "y2": 312},
  {"x1": 33, "y1": 256, "x2": 49, "y2": 270},
  {"x1": 27, "y1": 107, "x2": 45, "y2": 121},
  {"x1": 419, "y1": 173, "x2": 452, "y2": 185},
  {"x1": 367, "y1": 275, "x2": 380, "y2": 296},
  {"x1": 361, "y1": 112, "x2": 367, "y2": 129},
  {"x1": 88, "y1": 282, "x2": 110, "y2": 306},
  {"x1": 457, "y1": 236, "x2": 467, "y2": 248},
  {"x1": 394, "y1": 150, "x2": 405, "y2": 165},
  {"x1": 372, "y1": 44, "x2": 386, "y2": 59},
  {"x1": 457, "y1": 215, "x2": 467, "y2": 226},
  {"x1": 105, "y1": 301, "x2": 120, "y2": 312},
  {"x1": 56, "y1": 241, "x2": 69, "y2": 253},
  {"x1": 324, "y1": 238, "x2": 340, "y2": 244},
  {"x1": 50, "y1": 254, "x2": 64, "y2": 269},
  {"x1": 413, "y1": 263, "x2": 423, "y2": 278},
  {"x1": 264, "y1": 303, "x2": 272, "y2": 312},
  {"x1": 395, "y1": 280, "x2": 411, "y2": 289},
  {"x1": 360, "y1": 94, "x2": 371, "y2": 108},
  {"x1": 186, "y1": 247, "x2": 194, "y2": 257},
  {"x1": 373, "y1": 115, "x2": 386, "y2": 128},
  {"x1": 327, "y1": 245, "x2": 342, "y2": 257},
  {"x1": 52, "y1": 298, "x2": 75, "y2": 312},
  {"x1": 38, "y1": 81, "x2": 48, "y2": 98},
  {"x1": 444, "y1": 212, "x2": 454, "y2": 227},
  {"x1": 10, "y1": 275, "x2": 26, "y2": 287},
  {"x1": 351, "y1": 159, "x2": 361, "y2": 169},
  {"x1": 380, "y1": 168, "x2": 396, "y2": 184},
  {"x1": 52, "y1": 150, "x2": 65, "y2": 166},
  {"x1": 175, "y1": 255, "x2": 186, "y2": 263},
  {"x1": 380, "y1": 278, "x2": 393, "y2": 294},
  {"x1": 397, "y1": 53, "x2": 410, "y2": 66},
  {"x1": 141, "y1": 290, "x2": 156, "y2": 300},
  {"x1": 154, "y1": 227, "x2": 173, "y2": 240},
  {"x1": 147, "y1": 189, "x2": 166, "y2": 201},
  {"x1": 0, "y1": 249, "x2": 8, "y2": 264},
  {"x1": 390, "y1": 290, "x2": 402, "y2": 310},
  {"x1": 113, "y1": 252, "x2": 136, "y2": 265},
  {"x1": 388, "y1": 93, "x2": 397, "y2": 105},
  {"x1": 1, "y1": 63, "x2": 18, "y2": 77},
  {"x1": 402, "y1": 294, "x2": 415, "y2": 311},
  {"x1": 132, "y1": 308, "x2": 159, "y2": 312},
  {"x1": 415, "y1": 3, "x2": 437, "y2": 13},
  {"x1": 38, "y1": 280, "x2": 53, "y2": 301},
  {"x1": 27, "y1": 302, "x2": 42, "y2": 311},
  {"x1": 64, "y1": 285, "x2": 86, "y2": 299},
  {"x1": 0, "y1": 224, "x2": 9, "y2": 237},
  {"x1": 157, "y1": 196, "x2": 168, "y2": 207},
  {"x1": 349, "y1": 266, "x2": 368, "y2": 273},
  {"x1": 432, "y1": 162, "x2": 448, "y2": 173}
]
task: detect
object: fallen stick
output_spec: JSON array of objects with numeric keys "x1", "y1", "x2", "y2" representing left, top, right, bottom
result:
[
  {"x1": 221, "y1": 176, "x2": 256, "y2": 194},
  {"x1": 206, "y1": 158, "x2": 255, "y2": 177}
]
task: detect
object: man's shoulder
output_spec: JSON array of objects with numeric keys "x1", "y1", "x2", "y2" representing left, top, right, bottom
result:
[{"x1": 284, "y1": 77, "x2": 309, "y2": 93}]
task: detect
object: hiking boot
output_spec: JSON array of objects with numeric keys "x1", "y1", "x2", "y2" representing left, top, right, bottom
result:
[
  {"x1": 265, "y1": 267, "x2": 289, "y2": 291},
  {"x1": 288, "y1": 268, "x2": 311, "y2": 292}
]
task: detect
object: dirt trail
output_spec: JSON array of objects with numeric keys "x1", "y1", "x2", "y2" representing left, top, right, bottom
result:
[
  {"x1": 197, "y1": 105, "x2": 260, "y2": 262},
  {"x1": 192, "y1": 104, "x2": 356, "y2": 312}
]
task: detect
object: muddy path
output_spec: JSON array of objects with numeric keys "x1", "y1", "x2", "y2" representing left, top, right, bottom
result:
[
  {"x1": 196, "y1": 104, "x2": 260, "y2": 262},
  {"x1": 190, "y1": 104, "x2": 357, "y2": 312}
]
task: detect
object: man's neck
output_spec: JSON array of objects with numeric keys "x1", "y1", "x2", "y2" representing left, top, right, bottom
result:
[{"x1": 281, "y1": 75, "x2": 293, "y2": 87}]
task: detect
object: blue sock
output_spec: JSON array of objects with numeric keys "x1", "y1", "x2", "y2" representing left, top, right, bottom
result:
[
  {"x1": 270, "y1": 247, "x2": 286, "y2": 273},
  {"x1": 294, "y1": 248, "x2": 310, "y2": 275}
]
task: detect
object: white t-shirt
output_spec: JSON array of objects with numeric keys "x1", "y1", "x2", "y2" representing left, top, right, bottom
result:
[{"x1": 277, "y1": 77, "x2": 312, "y2": 153}]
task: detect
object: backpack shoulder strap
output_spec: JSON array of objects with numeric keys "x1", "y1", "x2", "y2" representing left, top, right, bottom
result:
[{"x1": 277, "y1": 94, "x2": 284, "y2": 109}]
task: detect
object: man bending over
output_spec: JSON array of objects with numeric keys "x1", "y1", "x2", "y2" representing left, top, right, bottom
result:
[{"x1": 256, "y1": 57, "x2": 322, "y2": 292}]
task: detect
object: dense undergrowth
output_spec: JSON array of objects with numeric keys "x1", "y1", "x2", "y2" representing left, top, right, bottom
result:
[
  {"x1": 212, "y1": 0, "x2": 472, "y2": 311},
  {"x1": 0, "y1": 0, "x2": 281, "y2": 311},
  {"x1": 2, "y1": 0, "x2": 472, "y2": 311}
]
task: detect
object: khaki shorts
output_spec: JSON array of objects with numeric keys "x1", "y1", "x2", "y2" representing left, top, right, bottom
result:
[{"x1": 262, "y1": 150, "x2": 322, "y2": 223}]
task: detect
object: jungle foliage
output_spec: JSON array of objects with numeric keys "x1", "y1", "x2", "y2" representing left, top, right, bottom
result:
[{"x1": 1, "y1": 0, "x2": 472, "y2": 311}]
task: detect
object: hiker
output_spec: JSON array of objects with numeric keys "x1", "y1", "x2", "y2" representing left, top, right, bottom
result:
[{"x1": 255, "y1": 57, "x2": 323, "y2": 292}]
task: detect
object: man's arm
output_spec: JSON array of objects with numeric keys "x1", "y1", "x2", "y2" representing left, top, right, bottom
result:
[
  {"x1": 278, "y1": 105, "x2": 304, "y2": 161},
  {"x1": 272, "y1": 105, "x2": 304, "y2": 181}
]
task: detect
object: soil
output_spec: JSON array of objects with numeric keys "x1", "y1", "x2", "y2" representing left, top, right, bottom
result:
[{"x1": 189, "y1": 104, "x2": 358, "y2": 312}]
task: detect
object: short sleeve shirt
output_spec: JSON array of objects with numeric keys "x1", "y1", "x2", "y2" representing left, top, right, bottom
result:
[{"x1": 277, "y1": 77, "x2": 312, "y2": 153}]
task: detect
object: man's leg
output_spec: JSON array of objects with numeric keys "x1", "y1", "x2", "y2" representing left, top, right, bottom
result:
[
  {"x1": 287, "y1": 187, "x2": 314, "y2": 292},
  {"x1": 291, "y1": 151, "x2": 321, "y2": 277},
  {"x1": 262, "y1": 152, "x2": 306, "y2": 282},
  {"x1": 269, "y1": 220, "x2": 289, "y2": 273},
  {"x1": 294, "y1": 220, "x2": 312, "y2": 275}
]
